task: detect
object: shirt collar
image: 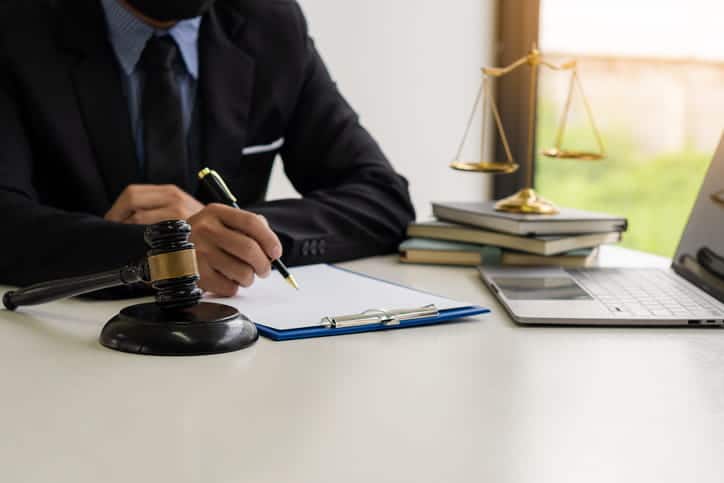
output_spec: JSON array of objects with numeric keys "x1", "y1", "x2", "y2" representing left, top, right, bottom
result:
[{"x1": 101, "y1": 0, "x2": 201, "y2": 79}]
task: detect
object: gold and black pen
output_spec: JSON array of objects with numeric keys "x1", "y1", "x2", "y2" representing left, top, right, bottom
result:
[{"x1": 198, "y1": 168, "x2": 300, "y2": 290}]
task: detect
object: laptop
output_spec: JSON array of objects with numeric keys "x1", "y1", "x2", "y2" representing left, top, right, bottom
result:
[{"x1": 479, "y1": 134, "x2": 724, "y2": 326}]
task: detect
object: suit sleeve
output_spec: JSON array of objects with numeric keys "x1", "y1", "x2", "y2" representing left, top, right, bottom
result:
[
  {"x1": 0, "y1": 61, "x2": 148, "y2": 287},
  {"x1": 247, "y1": 3, "x2": 415, "y2": 266}
]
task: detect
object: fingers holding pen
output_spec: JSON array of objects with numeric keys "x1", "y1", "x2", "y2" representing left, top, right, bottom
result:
[
  {"x1": 208, "y1": 204, "x2": 283, "y2": 260},
  {"x1": 188, "y1": 205, "x2": 281, "y2": 293},
  {"x1": 195, "y1": 258, "x2": 239, "y2": 298}
]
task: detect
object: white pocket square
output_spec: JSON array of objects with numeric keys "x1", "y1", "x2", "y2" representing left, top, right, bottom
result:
[{"x1": 242, "y1": 137, "x2": 285, "y2": 155}]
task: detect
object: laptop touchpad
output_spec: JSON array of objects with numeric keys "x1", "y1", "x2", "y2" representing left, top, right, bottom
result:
[{"x1": 492, "y1": 276, "x2": 593, "y2": 301}]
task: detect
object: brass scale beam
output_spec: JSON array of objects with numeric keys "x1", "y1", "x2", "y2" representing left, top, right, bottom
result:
[{"x1": 451, "y1": 46, "x2": 605, "y2": 215}]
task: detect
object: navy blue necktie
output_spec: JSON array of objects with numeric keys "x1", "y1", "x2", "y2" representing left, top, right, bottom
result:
[{"x1": 139, "y1": 35, "x2": 188, "y2": 188}]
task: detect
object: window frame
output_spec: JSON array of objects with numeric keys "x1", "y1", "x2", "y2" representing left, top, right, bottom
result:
[{"x1": 492, "y1": 0, "x2": 541, "y2": 199}]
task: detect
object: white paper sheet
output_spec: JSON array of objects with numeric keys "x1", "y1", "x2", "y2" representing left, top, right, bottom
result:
[{"x1": 204, "y1": 264, "x2": 468, "y2": 331}]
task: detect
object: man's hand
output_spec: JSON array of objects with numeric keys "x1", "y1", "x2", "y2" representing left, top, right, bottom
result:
[
  {"x1": 188, "y1": 204, "x2": 283, "y2": 297},
  {"x1": 105, "y1": 184, "x2": 204, "y2": 225},
  {"x1": 106, "y1": 186, "x2": 281, "y2": 295}
]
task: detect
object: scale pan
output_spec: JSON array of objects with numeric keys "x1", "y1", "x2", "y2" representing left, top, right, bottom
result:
[
  {"x1": 450, "y1": 160, "x2": 519, "y2": 174},
  {"x1": 542, "y1": 148, "x2": 604, "y2": 161}
]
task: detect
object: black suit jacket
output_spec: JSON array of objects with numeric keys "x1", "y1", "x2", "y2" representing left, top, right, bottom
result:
[{"x1": 0, "y1": 0, "x2": 414, "y2": 286}]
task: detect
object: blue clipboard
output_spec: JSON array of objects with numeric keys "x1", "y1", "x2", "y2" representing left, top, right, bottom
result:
[
  {"x1": 255, "y1": 305, "x2": 489, "y2": 341},
  {"x1": 248, "y1": 266, "x2": 489, "y2": 341}
]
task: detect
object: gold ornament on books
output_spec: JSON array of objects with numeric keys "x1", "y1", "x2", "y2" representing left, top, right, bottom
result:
[{"x1": 451, "y1": 45, "x2": 606, "y2": 215}]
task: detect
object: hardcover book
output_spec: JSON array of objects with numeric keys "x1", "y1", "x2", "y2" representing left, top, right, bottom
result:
[
  {"x1": 407, "y1": 220, "x2": 621, "y2": 256},
  {"x1": 399, "y1": 238, "x2": 502, "y2": 266},
  {"x1": 501, "y1": 247, "x2": 599, "y2": 268},
  {"x1": 432, "y1": 201, "x2": 627, "y2": 235},
  {"x1": 399, "y1": 238, "x2": 598, "y2": 268}
]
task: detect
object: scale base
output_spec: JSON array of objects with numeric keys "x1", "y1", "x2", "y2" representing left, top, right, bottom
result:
[
  {"x1": 495, "y1": 188, "x2": 559, "y2": 215},
  {"x1": 100, "y1": 302, "x2": 258, "y2": 356}
]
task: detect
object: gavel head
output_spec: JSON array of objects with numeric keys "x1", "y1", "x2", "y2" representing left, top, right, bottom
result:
[{"x1": 144, "y1": 220, "x2": 203, "y2": 310}]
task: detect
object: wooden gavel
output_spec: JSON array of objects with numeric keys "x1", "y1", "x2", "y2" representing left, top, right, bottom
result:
[
  {"x1": 3, "y1": 220, "x2": 202, "y2": 311},
  {"x1": 2, "y1": 220, "x2": 257, "y2": 356}
]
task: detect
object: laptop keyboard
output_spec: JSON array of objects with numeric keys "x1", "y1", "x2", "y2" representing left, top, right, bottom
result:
[{"x1": 569, "y1": 268, "x2": 724, "y2": 319}]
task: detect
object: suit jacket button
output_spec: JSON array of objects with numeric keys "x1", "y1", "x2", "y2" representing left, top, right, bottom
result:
[
  {"x1": 301, "y1": 241, "x2": 310, "y2": 256},
  {"x1": 310, "y1": 240, "x2": 318, "y2": 256},
  {"x1": 319, "y1": 240, "x2": 327, "y2": 255}
]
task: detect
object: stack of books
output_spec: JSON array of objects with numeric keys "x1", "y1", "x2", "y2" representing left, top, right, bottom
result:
[{"x1": 401, "y1": 201, "x2": 628, "y2": 268}]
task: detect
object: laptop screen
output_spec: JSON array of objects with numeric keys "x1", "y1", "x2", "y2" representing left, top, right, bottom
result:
[{"x1": 672, "y1": 134, "x2": 724, "y2": 303}]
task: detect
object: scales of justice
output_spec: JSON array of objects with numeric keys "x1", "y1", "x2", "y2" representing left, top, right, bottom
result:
[{"x1": 451, "y1": 45, "x2": 606, "y2": 215}]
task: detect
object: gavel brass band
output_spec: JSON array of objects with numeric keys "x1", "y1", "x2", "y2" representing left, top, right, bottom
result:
[{"x1": 148, "y1": 249, "x2": 199, "y2": 282}]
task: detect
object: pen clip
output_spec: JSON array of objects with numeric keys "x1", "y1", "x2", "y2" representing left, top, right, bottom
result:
[{"x1": 321, "y1": 304, "x2": 439, "y2": 329}]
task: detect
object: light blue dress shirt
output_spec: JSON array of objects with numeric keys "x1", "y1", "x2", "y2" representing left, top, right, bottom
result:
[{"x1": 100, "y1": 0, "x2": 201, "y2": 171}]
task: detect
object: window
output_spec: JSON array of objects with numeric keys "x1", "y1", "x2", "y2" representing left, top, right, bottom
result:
[{"x1": 533, "y1": 0, "x2": 724, "y2": 256}]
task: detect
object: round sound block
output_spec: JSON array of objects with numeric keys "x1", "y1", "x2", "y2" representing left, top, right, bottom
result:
[{"x1": 100, "y1": 302, "x2": 258, "y2": 356}]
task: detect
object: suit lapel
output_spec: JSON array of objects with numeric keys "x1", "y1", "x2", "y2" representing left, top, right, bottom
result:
[
  {"x1": 62, "y1": 0, "x2": 140, "y2": 202},
  {"x1": 199, "y1": 5, "x2": 255, "y2": 176},
  {"x1": 60, "y1": 1, "x2": 254, "y2": 200}
]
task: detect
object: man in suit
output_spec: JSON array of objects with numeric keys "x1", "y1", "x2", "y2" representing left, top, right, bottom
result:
[{"x1": 0, "y1": 0, "x2": 414, "y2": 296}]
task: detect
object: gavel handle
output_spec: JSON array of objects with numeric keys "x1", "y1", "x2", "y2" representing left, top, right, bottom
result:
[{"x1": 3, "y1": 263, "x2": 147, "y2": 311}]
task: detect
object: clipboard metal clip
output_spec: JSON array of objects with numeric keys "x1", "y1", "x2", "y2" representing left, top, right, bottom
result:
[{"x1": 321, "y1": 304, "x2": 440, "y2": 329}]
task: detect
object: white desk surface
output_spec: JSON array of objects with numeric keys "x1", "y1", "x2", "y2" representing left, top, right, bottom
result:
[{"x1": 1, "y1": 246, "x2": 723, "y2": 483}]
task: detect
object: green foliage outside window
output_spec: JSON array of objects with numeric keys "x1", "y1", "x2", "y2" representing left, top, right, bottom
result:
[{"x1": 535, "y1": 100, "x2": 710, "y2": 257}]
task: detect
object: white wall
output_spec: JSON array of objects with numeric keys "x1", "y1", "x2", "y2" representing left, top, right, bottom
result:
[{"x1": 267, "y1": 0, "x2": 497, "y2": 219}]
